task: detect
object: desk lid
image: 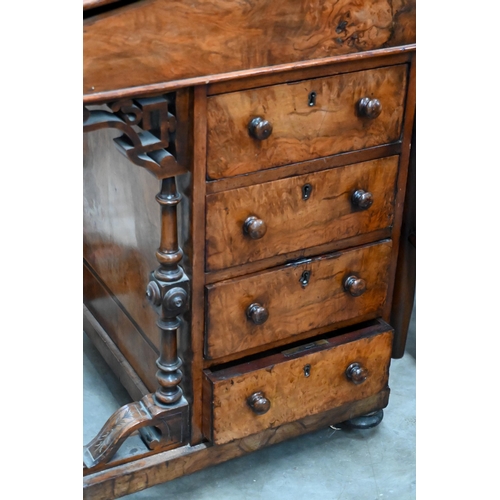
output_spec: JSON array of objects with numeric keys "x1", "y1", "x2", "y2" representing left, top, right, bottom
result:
[{"x1": 84, "y1": 0, "x2": 415, "y2": 103}]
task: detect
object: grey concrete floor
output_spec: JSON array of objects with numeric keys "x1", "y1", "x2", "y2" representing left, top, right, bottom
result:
[{"x1": 84, "y1": 307, "x2": 415, "y2": 499}]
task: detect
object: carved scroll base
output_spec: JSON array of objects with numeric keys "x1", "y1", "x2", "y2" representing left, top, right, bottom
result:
[{"x1": 83, "y1": 394, "x2": 189, "y2": 469}]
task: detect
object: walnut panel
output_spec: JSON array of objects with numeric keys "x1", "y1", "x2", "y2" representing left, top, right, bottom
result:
[
  {"x1": 206, "y1": 156, "x2": 398, "y2": 271},
  {"x1": 84, "y1": 0, "x2": 415, "y2": 97},
  {"x1": 207, "y1": 66, "x2": 407, "y2": 179},
  {"x1": 206, "y1": 240, "x2": 392, "y2": 359},
  {"x1": 205, "y1": 323, "x2": 393, "y2": 444}
]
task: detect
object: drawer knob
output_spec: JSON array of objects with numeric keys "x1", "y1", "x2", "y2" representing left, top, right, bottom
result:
[
  {"x1": 248, "y1": 117, "x2": 273, "y2": 140},
  {"x1": 247, "y1": 391, "x2": 271, "y2": 415},
  {"x1": 346, "y1": 362, "x2": 368, "y2": 384},
  {"x1": 357, "y1": 97, "x2": 382, "y2": 119},
  {"x1": 344, "y1": 275, "x2": 367, "y2": 297},
  {"x1": 246, "y1": 303, "x2": 269, "y2": 325},
  {"x1": 243, "y1": 216, "x2": 267, "y2": 240},
  {"x1": 352, "y1": 189, "x2": 374, "y2": 210}
]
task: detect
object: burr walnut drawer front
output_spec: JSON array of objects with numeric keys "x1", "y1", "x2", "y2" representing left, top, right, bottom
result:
[
  {"x1": 205, "y1": 240, "x2": 392, "y2": 360},
  {"x1": 206, "y1": 156, "x2": 398, "y2": 272},
  {"x1": 203, "y1": 321, "x2": 393, "y2": 444},
  {"x1": 206, "y1": 65, "x2": 407, "y2": 180}
]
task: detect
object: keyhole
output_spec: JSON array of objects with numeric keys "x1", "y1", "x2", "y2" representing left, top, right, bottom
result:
[
  {"x1": 308, "y1": 91, "x2": 317, "y2": 107},
  {"x1": 299, "y1": 270, "x2": 311, "y2": 287},
  {"x1": 302, "y1": 183, "x2": 312, "y2": 200},
  {"x1": 304, "y1": 364, "x2": 311, "y2": 377}
]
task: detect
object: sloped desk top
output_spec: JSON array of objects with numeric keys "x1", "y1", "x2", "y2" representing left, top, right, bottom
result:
[{"x1": 83, "y1": 0, "x2": 415, "y2": 103}]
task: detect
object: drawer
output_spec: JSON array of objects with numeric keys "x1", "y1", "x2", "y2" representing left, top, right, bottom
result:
[
  {"x1": 206, "y1": 156, "x2": 398, "y2": 271},
  {"x1": 207, "y1": 65, "x2": 407, "y2": 179},
  {"x1": 203, "y1": 320, "x2": 393, "y2": 444},
  {"x1": 205, "y1": 240, "x2": 392, "y2": 359}
]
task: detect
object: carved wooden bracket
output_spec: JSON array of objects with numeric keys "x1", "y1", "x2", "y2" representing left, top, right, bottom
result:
[
  {"x1": 83, "y1": 394, "x2": 188, "y2": 469},
  {"x1": 83, "y1": 95, "x2": 188, "y2": 179}
]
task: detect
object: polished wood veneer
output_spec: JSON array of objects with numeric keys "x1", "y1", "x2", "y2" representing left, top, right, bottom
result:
[
  {"x1": 205, "y1": 240, "x2": 392, "y2": 359},
  {"x1": 207, "y1": 66, "x2": 407, "y2": 179},
  {"x1": 206, "y1": 156, "x2": 398, "y2": 271},
  {"x1": 84, "y1": 0, "x2": 415, "y2": 98},
  {"x1": 83, "y1": 1, "x2": 415, "y2": 496},
  {"x1": 204, "y1": 321, "x2": 393, "y2": 444}
]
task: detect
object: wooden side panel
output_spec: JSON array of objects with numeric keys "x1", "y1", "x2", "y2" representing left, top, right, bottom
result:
[
  {"x1": 206, "y1": 240, "x2": 392, "y2": 359},
  {"x1": 84, "y1": 0, "x2": 416, "y2": 97},
  {"x1": 206, "y1": 156, "x2": 398, "y2": 271},
  {"x1": 206, "y1": 326, "x2": 393, "y2": 444},
  {"x1": 83, "y1": 126, "x2": 161, "y2": 350},
  {"x1": 390, "y1": 117, "x2": 416, "y2": 357},
  {"x1": 84, "y1": 304, "x2": 149, "y2": 401},
  {"x1": 381, "y1": 52, "x2": 416, "y2": 332},
  {"x1": 84, "y1": 263, "x2": 158, "y2": 391},
  {"x1": 207, "y1": 66, "x2": 407, "y2": 179}
]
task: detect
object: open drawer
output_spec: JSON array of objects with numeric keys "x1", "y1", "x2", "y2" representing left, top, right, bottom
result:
[{"x1": 203, "y1": 320, "x2": 393, "y2": 444}]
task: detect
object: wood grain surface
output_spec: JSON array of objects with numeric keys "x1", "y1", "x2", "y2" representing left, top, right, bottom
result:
[
  {"x1": 206, "y1": 51, "x2": 412, "y2": 96},
  {"x1": 83, "y1": 304, "x2": 149, "y2": 401},
  {"x1": 381, "y1": 52, "x2": 416, "y2": 341},
  {"x1": 206, "y1": 156, "x2": 398, "y2": 271},
  {"x1": 84, "y1": 262, "x2": 159, "y2": 391},
  {"x1": 83, "y1": 125, "x2": 164, "y2": 351},
  {"x1": 205, "y1": 240, "x2": 392, "y2": 359},
  {"x1": 205, "y1": 323, "x2": 393, "y2": 444},
  {"x1": 391, "y1": 116, "x2": 416, "y2": 357},
  {"x1": 207, "y1": 65, "x2": 407, "y2": 179},
  {"x1": 83, "y1": 100, "x2": 195, "y2": 406},
  {"x1": 84, "y1": 0, "x2": 415, "y2": 97},
  {"x1": 84, "y1": 390, "x2": 389, "y2": 499}
]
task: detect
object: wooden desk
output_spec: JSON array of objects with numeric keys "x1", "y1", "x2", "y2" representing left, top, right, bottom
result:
[{"x1": 83, "y1": 1, "x2": 415, "y2": 497}]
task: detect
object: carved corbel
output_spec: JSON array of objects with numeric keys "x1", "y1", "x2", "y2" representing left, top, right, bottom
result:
[
  {"x1": 83, "y1": 95, "x2": 187, "y2": 179},
  {"x1": 83, "y1": 93, "x2": 190, "y2": 469}
]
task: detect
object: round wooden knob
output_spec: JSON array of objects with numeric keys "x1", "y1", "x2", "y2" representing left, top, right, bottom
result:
[
  {"x1": 346, "y1": 362, "x2": 368, "y2": 385},
  {"x1": 243, "y1": 216, "x2": 267, "y2": 240},
  {"x1": 145, "y1": 281, "x2": 161, "y2": 306},
  {"x1": 357, "y1": 97, "x2": 382, "y2": 119},
  {"x1": 344, "y1": 275, "x2": 367, "y2": 297},
  {"x1": 352, "y1": 189, "x2": 373, "y2": 210},
  {"x1": 246, "y1": 303, "x2": 269, "y2": 325},
  {"x1": 248, "y1": 117, "x2": 273, "y2": 140},
  {"x1": 247, "y1": 391, "x2": 271, "y2": 415}
]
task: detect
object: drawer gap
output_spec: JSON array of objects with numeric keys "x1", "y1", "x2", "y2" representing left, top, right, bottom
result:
[{"x1": 206, "y1": 318, "x2": 387, "y2": 376}]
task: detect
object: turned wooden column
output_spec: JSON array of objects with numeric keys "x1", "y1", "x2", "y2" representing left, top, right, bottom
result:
[{"x1": 146, "y1": 177, "x2": 189, "y2": 407}]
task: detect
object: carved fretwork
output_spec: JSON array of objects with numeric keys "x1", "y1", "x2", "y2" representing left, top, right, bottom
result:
[
  {"x1": 83, "y1": 95, "x2": 188, "y2": 179},
  {"x1": 83, "y1": 93, "x2": 190, "y2": 470}
]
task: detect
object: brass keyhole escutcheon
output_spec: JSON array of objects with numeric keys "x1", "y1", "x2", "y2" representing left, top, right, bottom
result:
[
  {"x1": 299, "y1": 270, "x2": 311, "y2": 287},
  {"x1": 302, "y1": 183, "x2": 312, "y2": 200},
  {"x1": 308, "y1": 91, "x2": 317, "y2": 107},
  {"x1": 304, "y1": 364, "x2": 311, "y2": 377}
]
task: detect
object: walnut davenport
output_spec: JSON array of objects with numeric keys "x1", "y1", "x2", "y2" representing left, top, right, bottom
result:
[{"x1": 83, "y1": 0, "x2": 416, "y2": 498}]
